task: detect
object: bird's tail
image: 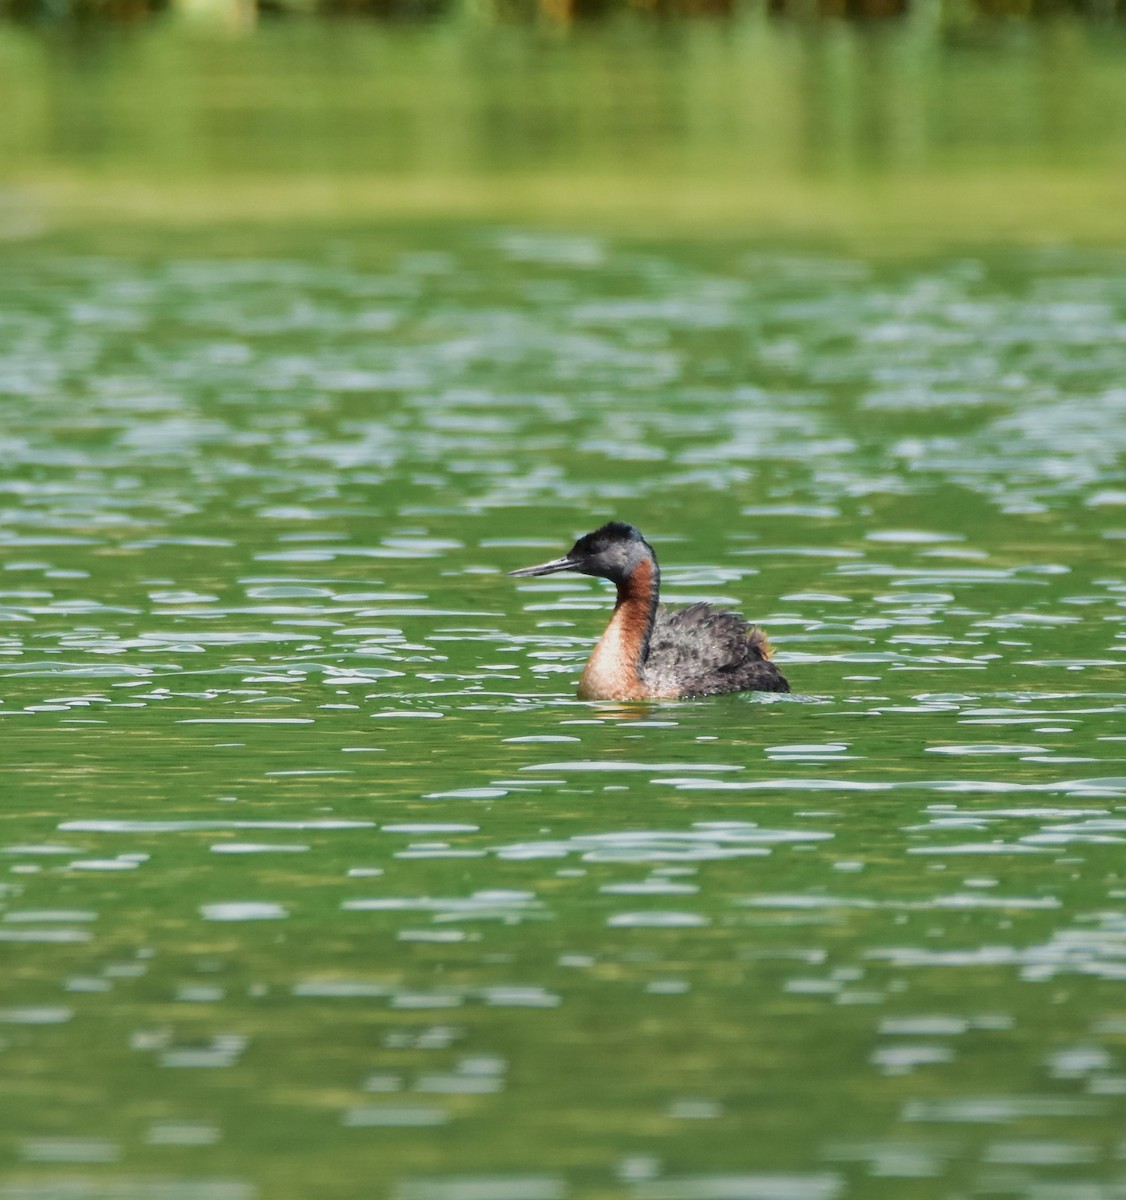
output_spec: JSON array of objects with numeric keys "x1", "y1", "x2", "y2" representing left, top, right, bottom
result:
[{"x1": 748, "y1": 625, "x2": 774, "y2": 660}]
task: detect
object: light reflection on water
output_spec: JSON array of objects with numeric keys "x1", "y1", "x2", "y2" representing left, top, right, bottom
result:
[{"x1": 1, "y1": 233, "x2": 1126, "y2": 1199}]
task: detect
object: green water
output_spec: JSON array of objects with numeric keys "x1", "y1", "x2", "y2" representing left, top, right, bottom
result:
[
  {"x1": 3, "y1": 228, "x2": 1126, "y2": 1200},
  {"x1": 4, "y1": 12, "x2": 1126, "y2": 1200}
]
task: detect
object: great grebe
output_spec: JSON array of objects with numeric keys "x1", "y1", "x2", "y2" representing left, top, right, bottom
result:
[{"x1": 509, "y1": 521, "x2": 789, "y2": 701}]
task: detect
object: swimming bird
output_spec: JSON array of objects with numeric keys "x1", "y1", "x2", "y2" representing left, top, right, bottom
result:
[{"x1": 509, "y1": 521, "x2": 789, "y2": 701}]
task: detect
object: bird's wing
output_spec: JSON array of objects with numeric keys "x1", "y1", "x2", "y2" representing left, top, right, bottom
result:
[{"x1": 649, "y1": 602, "x2": 768, "y2": 676}]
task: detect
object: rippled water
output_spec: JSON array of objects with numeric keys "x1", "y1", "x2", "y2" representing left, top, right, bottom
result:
[{"x1": 2, "y1": 230, "x2": 1126, "y2": 1199}]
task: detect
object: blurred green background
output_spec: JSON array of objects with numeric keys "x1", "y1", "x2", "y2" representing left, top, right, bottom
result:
[{"x1": 3, "y1": 1, "x2": 1126, "y2": 252}]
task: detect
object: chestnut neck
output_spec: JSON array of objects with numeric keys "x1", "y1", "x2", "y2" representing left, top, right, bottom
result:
[
  {"x1": 577, "y1": 549, "x2": 662, "y2": 701},
  {"x1": 613, "y1": 554, "x2": 660, "y2": 674}
]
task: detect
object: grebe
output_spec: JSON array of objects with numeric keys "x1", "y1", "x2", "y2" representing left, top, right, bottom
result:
[{"x1": 510, "y1": 521, "x2": 789, "y2": 701}]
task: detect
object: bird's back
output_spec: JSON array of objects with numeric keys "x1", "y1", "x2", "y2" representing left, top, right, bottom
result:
[{"x1": 644, "y1": 602, "x2": 789, "y2": 697}]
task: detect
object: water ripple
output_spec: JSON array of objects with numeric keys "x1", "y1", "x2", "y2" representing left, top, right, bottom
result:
[{"x1": 6, "y1": 238, "x2": 1126, "y2": 1200}]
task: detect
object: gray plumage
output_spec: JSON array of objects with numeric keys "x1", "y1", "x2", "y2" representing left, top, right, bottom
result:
[{"x1": 645, "y1": 602, "x2": 788, "y2": 698}]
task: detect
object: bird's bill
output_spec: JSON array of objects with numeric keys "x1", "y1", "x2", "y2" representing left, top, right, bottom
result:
[{"x1": 508, "y1": 555, "x2": 579, "y2": 578}]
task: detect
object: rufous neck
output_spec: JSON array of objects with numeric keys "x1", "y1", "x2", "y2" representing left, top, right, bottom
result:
[
  {"x1": 613, "y1": 555, "x2": 660, "y2": 670},
  {"x1": 577, "y1": 551, "x2": 661, "y2": 701}
]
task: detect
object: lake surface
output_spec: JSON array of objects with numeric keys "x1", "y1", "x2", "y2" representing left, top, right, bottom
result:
[
  {"x1": 4, "y1": 11, "x2": 1126, "y2": 1200},
  {"x1": 3, "y1": 226, "x2": 1126, "y2": 1200}
]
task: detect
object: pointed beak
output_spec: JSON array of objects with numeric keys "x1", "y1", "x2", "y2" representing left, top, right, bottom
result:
[{"x1": 508, "y1": 554, "x2": 580, "y2": 578}]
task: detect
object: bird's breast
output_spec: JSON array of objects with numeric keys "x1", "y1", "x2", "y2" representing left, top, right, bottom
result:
[{"x1": 578, "y1": 615, "x2": 642, "y2": 700}]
